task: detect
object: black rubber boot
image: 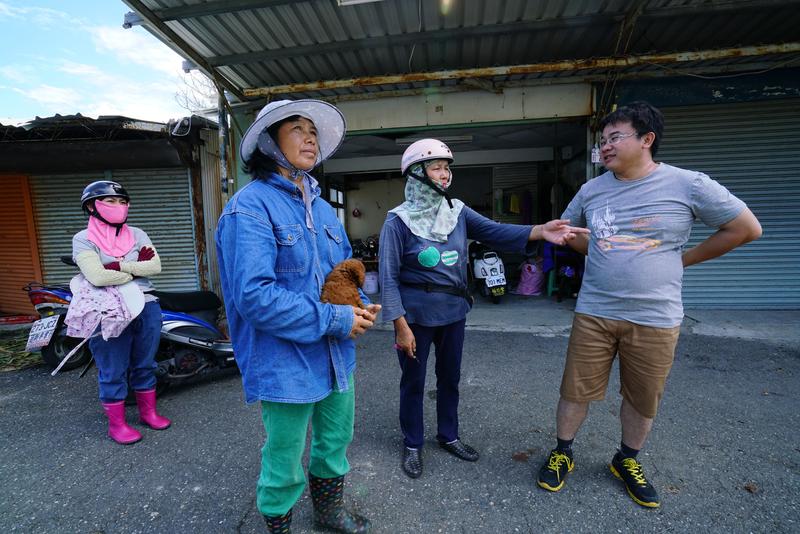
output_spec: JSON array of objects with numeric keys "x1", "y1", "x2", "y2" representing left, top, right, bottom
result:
[
  {"x1": 263, "y1": 509, "x2": 292, "y2": 533},
  {"x1": 309, "y1": 475, "x2": 370, "y2": 533}
]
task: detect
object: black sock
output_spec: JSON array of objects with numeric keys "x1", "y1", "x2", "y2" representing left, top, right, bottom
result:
[
  {"x1": 618, "y1": 442, "x2": 639, "y2": 459},
  {"x1": 556, "y1": 437, "x2": 573, "y2": 453}
]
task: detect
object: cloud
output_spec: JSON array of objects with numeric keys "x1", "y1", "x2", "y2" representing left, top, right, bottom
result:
[
  {"x1": 0, "y1": 64, "x2": 35, "y2": 84},
  {"x1": 81, "y1": 78, "x2": 179, "y2": 118},
  {"x1": 0, "y1": 115, "x2": 29, "y2": 126},
  {"x1": 58, "y1": 60, "x2": 116, "y2": 86},
  {"x1": 0, "y1": 2, "x2": 85, "y2": 28},
  {"x1": 0, "y1": 6, "x2": 206, "y2": 123},
  {"x1": 0, "y1": 4, "x2": 183, "y2": 78},
  {"x1": 82, "y1": 27, "x2": 217, "y2": 119},
  {"x1": 52, "y1": 59, "x2": 194, "y2": 121},
  {"x1": 0, "y1": 2, "x2": 24, "y2": 18},
  {"x1": 15, "y1": 84, "x2": 83, "y2": 109},
  {"x1": 89, "y1": 25, "x2": 184, "y2": 78},
  {"x1": 10, "y1": 78, "x2": 188, "y2": 122},
  {"x1": 87, "y1": 94, "x2": 185, "y2": 122}
]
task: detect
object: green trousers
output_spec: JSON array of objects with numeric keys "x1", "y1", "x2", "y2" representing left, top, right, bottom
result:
[{"x1": 256, "y1": 378, "x2": 355, "y2": 516}]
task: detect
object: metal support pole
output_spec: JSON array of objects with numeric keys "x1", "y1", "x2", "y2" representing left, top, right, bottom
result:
[{"x1": 218, "y1": 94, "x2": 230, "y2": 195}]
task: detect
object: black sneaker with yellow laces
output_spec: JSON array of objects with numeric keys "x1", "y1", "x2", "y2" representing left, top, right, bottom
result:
[
  {"x1": 609, "y1": 452, "x2": 660, "y2": 508},
  {"x1": 537, "y1": 448, "x2": 574, "y2": 492}
]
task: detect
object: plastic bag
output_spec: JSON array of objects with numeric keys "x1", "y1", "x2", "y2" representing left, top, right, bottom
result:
[{"x1": 513, "y1": 259, "x2": 543, "y2": 296}]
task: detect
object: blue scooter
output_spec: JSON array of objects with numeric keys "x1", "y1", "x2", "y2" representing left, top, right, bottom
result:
[{"x1": 24, "y1": 257, "x2": 236, "y2": 393}]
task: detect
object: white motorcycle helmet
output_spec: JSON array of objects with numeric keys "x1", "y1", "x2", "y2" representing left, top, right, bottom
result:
[
  {"x1": 400, "y1": 138, "x2": 455, "y2": 207},
  {"x1": 400, "y1": 138, "x2": 454, "y2": 175}
]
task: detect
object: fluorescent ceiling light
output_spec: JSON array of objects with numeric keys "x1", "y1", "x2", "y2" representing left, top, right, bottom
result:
[
  {"x1": 337, "y1": 0, "x2": 384, "y2": 6},
  {"x1": 395, "y1": 135, "x2": 474, "y2": 146}
]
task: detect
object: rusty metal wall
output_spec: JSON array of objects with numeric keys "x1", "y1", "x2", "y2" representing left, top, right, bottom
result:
[{"x1": 199, "y1": 128, "x2": 224, "y2": 297}]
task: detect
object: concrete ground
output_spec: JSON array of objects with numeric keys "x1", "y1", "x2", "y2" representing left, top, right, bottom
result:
[
  {"x1": 0, "y1": 297, "x2": 800, "y2": 534},
  {"x1": 1, "y1": 294, "x2": 798, "y2": 533},
  {"x1": 378, "y1": 292, "x2": 800, "y2": 346}
]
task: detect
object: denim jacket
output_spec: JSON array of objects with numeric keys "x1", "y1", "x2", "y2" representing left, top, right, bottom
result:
[{"x1": 216, "y1": 174, "x2": 366, "y2": 404}]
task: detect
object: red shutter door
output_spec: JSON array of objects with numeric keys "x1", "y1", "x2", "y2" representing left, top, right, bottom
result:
[{"x1": 0, "y1": 175, "x2": 42, "y2": 314}]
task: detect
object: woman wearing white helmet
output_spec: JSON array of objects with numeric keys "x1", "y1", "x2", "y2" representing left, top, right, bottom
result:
[
  {"x1": 216, "y1": 99, "x2": 380, "y2": 533},
  {"x1": 379, "y1": 138, "x2": 588, "y2": 479}
]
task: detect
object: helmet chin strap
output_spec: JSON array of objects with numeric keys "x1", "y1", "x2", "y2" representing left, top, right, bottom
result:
[
  {"x1": 287, "y1": 165, "x2": 308, "y2": 185},
  {"x1": 407, "y1": 167, "x2": 454, "y2": 208},
  {"x1": 261, "y1": 133, "x2": 313, "y2": 185},
  {"x1": 276, "y1": 156, "x2": 308, "y2": 183},
  {"x1": 88, "y1": 208, "x2": 127, "y2": 236},
  {"x1": 273, "y1": 150, "x2": 317, "y2": 231}
]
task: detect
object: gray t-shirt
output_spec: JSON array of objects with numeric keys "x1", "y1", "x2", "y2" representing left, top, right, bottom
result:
[
  {"x1": 562, "y1": 163, "x2": 746, "y2": 328},
  {"x1": 72, "y1": 226, "x2": 156, "y2": 294}
]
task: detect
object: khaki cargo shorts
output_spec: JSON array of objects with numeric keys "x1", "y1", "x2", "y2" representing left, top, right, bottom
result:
[{"x1": 560, "y1": 313, "x2": 680, "y2": 419}]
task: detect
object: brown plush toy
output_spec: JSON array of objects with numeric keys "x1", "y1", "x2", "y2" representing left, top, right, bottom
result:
[{"x1": 321, "y1": 259, "x2": 366, "y2": 309}]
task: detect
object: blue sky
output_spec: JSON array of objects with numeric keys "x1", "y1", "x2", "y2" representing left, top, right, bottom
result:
[{"x1": 0, "y1": 0, "x2": 211, "y2": 125}]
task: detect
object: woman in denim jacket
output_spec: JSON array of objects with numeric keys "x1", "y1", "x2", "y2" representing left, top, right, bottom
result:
[{"x1": 216, "y1": 99, "x2": 380, "y2": 534}]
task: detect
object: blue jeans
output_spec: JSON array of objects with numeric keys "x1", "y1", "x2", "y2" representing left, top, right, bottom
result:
[
  {"x1": 396, "y1": 319, "x2": 466, "y2": 449},
  {"x1": 90, "y1": 301, "x2": 162, "y2": 402}
]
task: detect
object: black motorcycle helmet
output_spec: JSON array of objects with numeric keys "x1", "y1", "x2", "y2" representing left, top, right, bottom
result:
[
  {"x1": 81, "y1": 180, "x2": 130, "y2": 211},
  {"x1": 81, "y1": 180, "x2": 131, "y2": 231}
]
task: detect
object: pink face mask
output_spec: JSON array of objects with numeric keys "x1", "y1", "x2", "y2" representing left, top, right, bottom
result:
[{"x1": 94, "y1": 199, "x2": 129, "y2": 224}]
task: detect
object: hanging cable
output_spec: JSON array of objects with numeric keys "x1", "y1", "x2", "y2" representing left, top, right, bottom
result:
[
  {"x1": 641, "y1": 55, "x2": 800, "y2": 80},
  {"x1": 593, "y1": 2, "x2": 644, "y2": 131},
  {"x1": 408, "y1": 0, "x2": 423, "y2": 72}
]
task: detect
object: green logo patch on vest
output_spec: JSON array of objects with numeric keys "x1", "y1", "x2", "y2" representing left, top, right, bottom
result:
[
  {"x1": 417, "y1": 246, "x2": 441, "y2": 268},
  {"x1": 441, "y1": 250, "x2": 458, "y2": 266}
]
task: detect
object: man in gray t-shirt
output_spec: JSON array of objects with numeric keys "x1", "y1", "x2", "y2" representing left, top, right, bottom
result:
[{"x1": 536, "y1": 101, "x2": 762, "y2": 508}]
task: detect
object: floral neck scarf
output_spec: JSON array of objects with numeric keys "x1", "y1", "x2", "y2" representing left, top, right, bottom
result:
[{"x1": 389, "y1": 163, "x2": 464, "y2": 243}]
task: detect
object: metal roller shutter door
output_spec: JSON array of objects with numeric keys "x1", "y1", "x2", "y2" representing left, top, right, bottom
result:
[
  {"x1": 30, "y1": 169, "x2": 199, "y2": 291},
  {"x1": 0, "y1": 175, "x2": 42, "y2": 314},
  {"x1": 658, "y1": 99, "x2": 800, "y2": 309},
  {"x1": 492, "y1": 165, "x2": 537, "y2": 224}
]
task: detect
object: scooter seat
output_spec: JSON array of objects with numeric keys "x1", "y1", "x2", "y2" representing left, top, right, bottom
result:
[{"x1": 150, "y1": 290, "x2": 222, "y2": 312}]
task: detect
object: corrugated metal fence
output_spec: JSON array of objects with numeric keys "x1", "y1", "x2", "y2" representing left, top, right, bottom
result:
[{"x1": 199, "y1": 129, "x2": 224, "y2": 297}]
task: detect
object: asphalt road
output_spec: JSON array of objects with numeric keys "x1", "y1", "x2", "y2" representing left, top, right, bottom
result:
[{"x1": 1, "y1": 329, "x2": 798, "y2": 533}]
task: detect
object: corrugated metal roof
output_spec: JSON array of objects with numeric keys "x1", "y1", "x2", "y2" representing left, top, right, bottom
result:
[
  {"x1": 123, "y1": 0, "x2": 800, "y2": 101},
  {"x1": 0, "y1": 113, "x2": 217, "y2": 142}
]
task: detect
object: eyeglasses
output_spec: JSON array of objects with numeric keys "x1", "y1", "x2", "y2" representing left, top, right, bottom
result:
[{"x1": 598, "y1": 132, "x2": 637, "y2": 148}]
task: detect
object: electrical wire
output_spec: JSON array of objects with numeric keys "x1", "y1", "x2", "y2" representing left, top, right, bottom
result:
[
  {"x1": 641, "y1": 55, "x2": 800, "y2": 80},
  {"x1": 594, "y1": 2, "x2": 644, "y2": 131},
  {"x1": 408, "y1": 0, "x2": 423, "y2": 72}
]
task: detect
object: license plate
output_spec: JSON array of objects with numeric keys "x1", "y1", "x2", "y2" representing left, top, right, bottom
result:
[
  {"x1": 486, "y1": 274, "x2": 506, "y2": 288},
  {"x1": 491, "y1": 286, "x2": 506, "y2": 296},
  {"x1": 25, "y1": 315, "x2": 60, "y2": 352}
]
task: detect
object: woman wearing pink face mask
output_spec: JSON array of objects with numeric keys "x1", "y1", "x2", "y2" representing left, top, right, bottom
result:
[{"x1": 71, "y1": 180, "x2": 170, "y2": 445}]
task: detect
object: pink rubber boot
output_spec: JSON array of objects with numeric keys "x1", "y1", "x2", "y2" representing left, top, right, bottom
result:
[
  {"x1": 101, "y1": 401, "x2": 142, "y2": 444},
  {"x1": 134, "y1": 389, "x2": 171, "y2": 430}
]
